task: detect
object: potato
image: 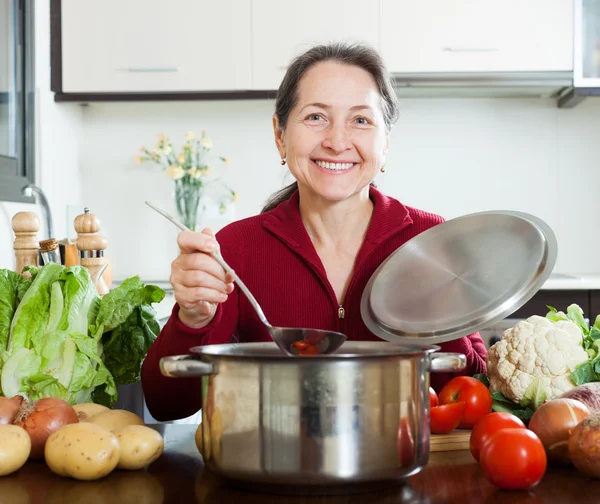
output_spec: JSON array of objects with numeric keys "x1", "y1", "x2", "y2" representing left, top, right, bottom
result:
[
  {"x1": 89, "y1": 410, "x2": 144, "y2": 431},
  {"x1": 113, "y1": 425, "x2": 164, "y2": 470},
  {"x1": 45, "y1": 423, "x2": 120, "y2": 481},
  {"x1": 0, "y1": 424, "x2": 31, "y2": 476},
  {"x1": 73, "y1": 403, "x2": 110, "y2": 422}
]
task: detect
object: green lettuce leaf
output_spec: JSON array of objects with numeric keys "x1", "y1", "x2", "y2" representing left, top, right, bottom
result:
[
  {"x1": 7, "y1": 263, "x2": 63, "y2": 353},
  {"x1": 91, "y1": 276, "x2": 165, "y2": 336},
  {"x1": 15, "y1": 266, "x2": 39, "y2": 304},
  {"x1": 101, "y1": 304, "x2": 161, "y2": 386},
  {"x1": 0, "y1": 269, "x2": 21, "y2": 354},
  {"x1": 91, "y1": 276, "x2": 165, "y2": 387}
]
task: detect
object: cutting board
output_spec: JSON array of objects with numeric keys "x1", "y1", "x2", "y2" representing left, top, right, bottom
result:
[{"x1": 430, "y1": 429, "x2": 471, "y2": 452}]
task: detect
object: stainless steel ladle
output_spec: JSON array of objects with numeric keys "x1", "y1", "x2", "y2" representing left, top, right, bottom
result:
[{"x1": 145, "y1": 201, "x2": 347, "y2": 356}]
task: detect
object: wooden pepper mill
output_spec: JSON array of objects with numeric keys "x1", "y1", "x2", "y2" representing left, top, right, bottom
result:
[
  {"x1": 74, "y1": 208, "x2": 110, "y2": 296},
  {"x1": 12, "y1": 211, "x2": 40, "y2": 276}
]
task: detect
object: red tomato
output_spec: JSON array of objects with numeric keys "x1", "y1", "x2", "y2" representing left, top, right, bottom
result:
[
  {"x1": 429, "y1": 387, "x2": 439, "y2": 408},
  {"x1": 397, "y1": 417, "x2": 415, "y2": 465},
  {"x1": 430, "y1": 402, "x2": 465, "y2": 434},
  {"x1": 439, "y1": 376, "x2": 492, "y2": 428},
  {"x1": 469, "y1": 412, "x2": 526, "y2": 462},
  {"x1": 479, "y1": 428, "x2": 547, "y2": 490}
]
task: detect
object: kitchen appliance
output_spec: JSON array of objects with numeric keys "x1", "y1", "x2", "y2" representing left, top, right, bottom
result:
[{"x1": 160, "y1": 342, "x2": 465, "y2": 493}]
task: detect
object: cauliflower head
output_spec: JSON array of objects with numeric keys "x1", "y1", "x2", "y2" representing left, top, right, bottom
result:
[{"x1": 487, "y1": 315, "x2": 589, "y2": 405}]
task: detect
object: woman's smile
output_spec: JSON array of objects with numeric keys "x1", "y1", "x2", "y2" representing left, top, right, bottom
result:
[{"x1": 311, "y1": 158, "x2": 357, "y2": 175}]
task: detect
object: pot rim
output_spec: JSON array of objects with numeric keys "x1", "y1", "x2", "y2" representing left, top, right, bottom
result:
[{"x1": 188, "y1": 341, "x2": 441, "y2": 360}]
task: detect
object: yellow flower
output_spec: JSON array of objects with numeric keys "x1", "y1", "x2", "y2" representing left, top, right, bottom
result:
[
  {"x1": 200, "y1": 138, "x2": 212, "y2": 149},
  {"x1": 188, "y1": 167, "x2": 203, "y2": 179},
  {"x1": 133, "y1": 155, "x2": 142, "y2": 164},
  {"x1": 185, "y1": 131, "x2": 195, "y2": 140},
  {"x1": 163, "y1": 145, "x2": 172, "y2": 155},
  {"x1": 158, "y1": 133, "x2": 165, "y2": 141},
  {"x1": 176, "y1": 153, "x2": 185, "y2": 164},
  {"x1": 151, "y1": 149, "x2": 161, "y2": 160},
  {"x1": 166, "y1": 165, "x2": 185, "y2": 180}
]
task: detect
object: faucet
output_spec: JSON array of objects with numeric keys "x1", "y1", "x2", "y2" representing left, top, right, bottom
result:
[{"x1": 22, "y1": 184, "x2": 54, "y2": 239}]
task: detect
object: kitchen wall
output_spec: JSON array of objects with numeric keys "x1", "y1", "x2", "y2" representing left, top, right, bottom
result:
[{"x1": 77, "y1": 96, "x2": 600, "y2": 282}]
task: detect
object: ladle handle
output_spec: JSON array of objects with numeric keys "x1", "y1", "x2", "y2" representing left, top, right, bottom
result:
[
  {"x1": 145, "y1": 201, "x2": 272, "y2": 328},
  {"x1": 208, "y1": 251, "x2": 271, "y2": 328}
]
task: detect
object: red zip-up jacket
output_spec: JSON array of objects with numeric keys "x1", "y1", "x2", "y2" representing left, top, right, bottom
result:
[{"x1": 141, "y1": 187, "x2": 487, "y2": 421}]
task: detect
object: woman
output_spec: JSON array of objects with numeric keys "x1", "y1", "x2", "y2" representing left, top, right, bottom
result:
[{"x1": 141, "y1": 43, "x2": 487, "y2": 421}]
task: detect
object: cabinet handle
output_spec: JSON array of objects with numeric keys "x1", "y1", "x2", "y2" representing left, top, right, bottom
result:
[
  {"x1": 117, "y1": 67, "x2": 179, "y2": 73},
  {"x1": 442, "y1": 47, "x2": 498, "y2": 53}
]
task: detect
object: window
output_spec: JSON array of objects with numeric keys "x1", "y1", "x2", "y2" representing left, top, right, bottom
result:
[{"x1": 0, "y1": 0, "x2": 35, "y2": 203}]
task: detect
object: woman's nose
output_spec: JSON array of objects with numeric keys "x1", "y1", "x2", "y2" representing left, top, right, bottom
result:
[{"x1": 322, "y1": 123, "x2": 352, "y2": 153}]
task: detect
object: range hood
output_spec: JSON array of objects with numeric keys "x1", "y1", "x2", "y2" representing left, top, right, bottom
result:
[{"x1": 391, "y1": 71, "x2": 575, "y2": 103}]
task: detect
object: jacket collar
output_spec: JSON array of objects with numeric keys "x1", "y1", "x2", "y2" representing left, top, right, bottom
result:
[{"x1": 262, "y1": 186, "x2": 413, "y2": 269}]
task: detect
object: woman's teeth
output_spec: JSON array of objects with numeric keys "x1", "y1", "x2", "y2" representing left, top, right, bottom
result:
[{"x1": 314, "y1": 160, "x2": 354, "y2": 171}]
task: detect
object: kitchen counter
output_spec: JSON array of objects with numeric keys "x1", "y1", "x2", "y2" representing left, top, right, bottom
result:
[
  {"x1": 3, "y1": 424, "x2": 600, "y2": 503},
  {"x1": 541, "y1": 273, "x2": 600, "y2": 290}
]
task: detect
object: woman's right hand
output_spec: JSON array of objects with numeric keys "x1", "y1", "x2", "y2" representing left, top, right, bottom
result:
[{"x1": 171, "y1": 228, "x2": 235, "y2": 329}]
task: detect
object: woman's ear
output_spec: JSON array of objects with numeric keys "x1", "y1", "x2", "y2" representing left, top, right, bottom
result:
[{"x1": 272, "y1": 115, "x2": 286, "y2": 159}]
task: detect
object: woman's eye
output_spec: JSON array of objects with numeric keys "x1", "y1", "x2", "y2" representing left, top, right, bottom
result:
[
  {"x1": 307, "y1": 114, "x2": 322, "y2": 121},
  {"x1": 355, "y1": 117, "x2": 370, "y2": 125}
]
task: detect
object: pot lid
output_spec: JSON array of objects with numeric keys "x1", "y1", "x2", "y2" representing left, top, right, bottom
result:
[{"x1": 360, "y1": 210, "x2": 557, "y2": 345}]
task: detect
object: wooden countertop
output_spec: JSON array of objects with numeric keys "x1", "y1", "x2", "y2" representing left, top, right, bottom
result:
[{"x1": 3, "y1": 424, "x2": 600, "y2": 503}]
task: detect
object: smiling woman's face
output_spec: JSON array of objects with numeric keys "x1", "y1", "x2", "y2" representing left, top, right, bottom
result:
[{"x1": 274, "y1": 61, "x2": 389, "y2": 203}]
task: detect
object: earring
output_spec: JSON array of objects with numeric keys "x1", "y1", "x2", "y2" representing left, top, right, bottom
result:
[
  {"x1": 281, "y1": 158, "x2": 287, "y2": 166},
  {"x1": 380, "y1": 165, "x2": 385, "y2": 173}
]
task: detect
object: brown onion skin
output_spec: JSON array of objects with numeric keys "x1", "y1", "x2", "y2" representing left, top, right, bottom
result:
[
  {"x1": 528, "y1": 398, "x2": 591, "y2": 464},
  {"x1": 14, "y1": 398, "x2": 79, "y2": 460},
  {"x1": 0, "y1": 395, "x2": 26, "y2": 424},
  {"x1": 569, "y1": 413, "x2": 600, "y2": 478}
]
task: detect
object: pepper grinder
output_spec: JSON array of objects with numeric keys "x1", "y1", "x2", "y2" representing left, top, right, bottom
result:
[
  {"x1": 12, "y1": 211, "x2": 40, "y2": 276},
  {"x1": 74, "y1": 208, "x2": 109, "y2": 296}
]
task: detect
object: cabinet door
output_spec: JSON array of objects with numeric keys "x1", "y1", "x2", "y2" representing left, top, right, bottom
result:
[
  {"x1": 381, "y1": 0, "x2": 573, "y2": 74},
  {"x1": 251, "y1": 0, "x2": 380, "y2": 90},
  {"x1": 61, "y1": 0, "x2": 251, "y2": 93}
]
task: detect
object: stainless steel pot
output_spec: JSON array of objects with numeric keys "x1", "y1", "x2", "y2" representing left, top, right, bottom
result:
[{"x1": 160, "y1": 342, "x2": 466, "y2": 493}]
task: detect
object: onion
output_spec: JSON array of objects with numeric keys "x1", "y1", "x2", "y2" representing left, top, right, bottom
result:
[
  {"x1": 0, "y1": 396, "x2": 25, "y2": 425},
  {"x1": 14, "y1": 398, "x2": 79, "y2": 460},
  {"x1": 560, "y1": 383, "x2": 600, "y2": 413},
  {"x1": 569, "y1": 413, "x2": 600, "y2": 478},
  {"x1": 528, "y1": 398, "x2": 591, "y2": 464}
]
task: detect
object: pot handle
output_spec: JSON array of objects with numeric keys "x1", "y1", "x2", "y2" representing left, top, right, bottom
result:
[
  {"x1": 429, "y1": 352, "x2": 467, "y2": 373},
  {"x1": 160, "y1": 355, "x2": 216, "y2": 378}
]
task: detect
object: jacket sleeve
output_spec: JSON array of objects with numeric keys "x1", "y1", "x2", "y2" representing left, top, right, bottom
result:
[
  {"x1": 140, "y1": 226, "x2": 242, "y2": 422},
  {"x1": 429, "y1": 332, "x2": 488, "y2": 393}
]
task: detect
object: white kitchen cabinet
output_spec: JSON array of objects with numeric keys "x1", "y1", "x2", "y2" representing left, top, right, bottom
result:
[
  {"x1": 251, "y1": 0, "x2": 380, "y2": 90},
  {"x1": 60, "y1": 0, "x2": 252, "y2": 93},
  {"x1": 381, "y1": 0, "x2": 574, "y2": 74}
]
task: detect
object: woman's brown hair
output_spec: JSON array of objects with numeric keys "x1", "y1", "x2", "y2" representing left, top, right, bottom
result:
[{"x1": 261, "y1": 42, "x2": 399, "y2": 213}]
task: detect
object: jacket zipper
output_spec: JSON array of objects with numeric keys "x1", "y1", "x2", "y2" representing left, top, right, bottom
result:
[{"x1": 338, "y1": 306, "x2": 345, "y2": 319}]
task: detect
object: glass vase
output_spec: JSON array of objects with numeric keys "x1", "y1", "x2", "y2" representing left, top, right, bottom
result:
[{"x1": 174, "y1": 180, "x2": 205, "y2": 231}]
